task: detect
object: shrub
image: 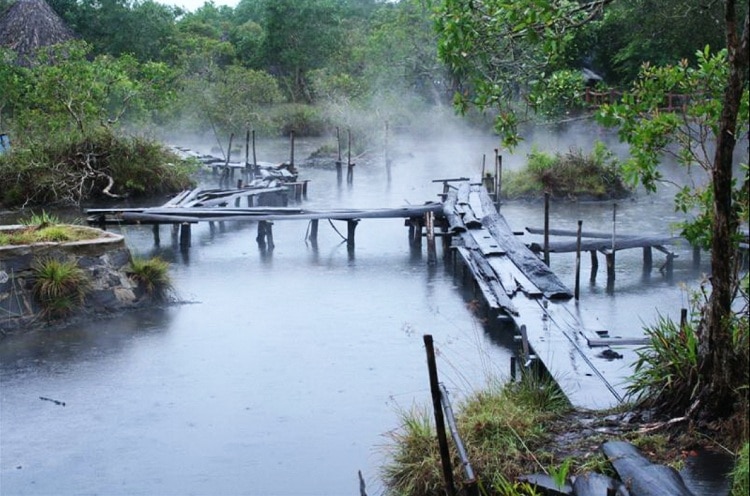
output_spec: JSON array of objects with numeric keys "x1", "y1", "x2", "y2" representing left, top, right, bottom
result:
[
  {"x1": 626, "y1": 313, "x2": 700, "y2": 413},
  {"x1": 502, "y1": 142, "x2": 631, "y2": 200},
  {"x1": 127, "y1": 256, "x2": 172, "y2": 300},
  {"x1": 0, "y1": 131, "x2": 196, "y2": 208},
  {"x1": 32, "y1": 258, "x2": 91, "y2": 318}
]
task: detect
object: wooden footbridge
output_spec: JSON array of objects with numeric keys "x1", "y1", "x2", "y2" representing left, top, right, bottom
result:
[{"x1": 85, "y1": 178, "x2": 683, "y2": 410}]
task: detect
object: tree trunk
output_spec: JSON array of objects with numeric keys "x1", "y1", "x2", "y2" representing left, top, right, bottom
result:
[{"x1": 698, "y1": 1, "x2": 749, "y2": 418}]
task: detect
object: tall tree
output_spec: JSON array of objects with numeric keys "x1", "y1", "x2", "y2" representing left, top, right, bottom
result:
[{"x1": 261, "y1": 0, "x2": 345, "y2": 102}]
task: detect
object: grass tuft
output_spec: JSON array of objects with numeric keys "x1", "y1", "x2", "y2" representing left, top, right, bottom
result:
[
  {"x1": 127, "y1": 257, "x2": 173, "y2": 300},
  {"x1": 32, "y1": 258, "x2": 91, "y2": 318}
]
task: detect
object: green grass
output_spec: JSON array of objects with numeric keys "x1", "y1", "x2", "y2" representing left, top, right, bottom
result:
[
  {"x1": 32, "y1": 258, "x2": 91, "y2": 318},
  {"x1": 732, "y1": 442, "x2": 749, "y2": 496},
  {"x1": 127, "y1": 256, "x2": 173, "y2": 300},
  {"x1": 381, "y1": 373, "x2": 571, "y2": 495}
]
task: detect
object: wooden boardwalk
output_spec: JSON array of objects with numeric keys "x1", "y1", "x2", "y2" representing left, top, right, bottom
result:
[{"x1": 443, "y1": 181, "x2": 640, "y2": 410}]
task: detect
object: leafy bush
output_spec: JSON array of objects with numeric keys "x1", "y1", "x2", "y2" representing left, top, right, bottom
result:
[
  {"x1": 0, "y1": 131, "x2": 196, "y2": 208},
  {"x1": 502, "y1": 142, "x2": 631, "y2": 200},
  {"x1": 32, "y1": 258, "x2": 91, "y2": 318}
]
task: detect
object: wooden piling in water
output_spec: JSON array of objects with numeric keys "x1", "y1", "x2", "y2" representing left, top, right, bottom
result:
[
  {"x1": 309, "y1": 219, "x2": 319, "y2": 242},
  {"x1": 426, "y1": 211, "x2": 437, "y2": 265},
  {"x1": 590, "y1": 250, "x2": 599, "y2": 281},
  {"x1": 575, "y1": 220, "x2": 582, "y2": 300},
  {"x1": 152, "y1": 224, "x2": 160, "y2": 245},
  {"x1": 347, "y1": 129, "x2": 354, "y2": 185},
  {"x1": 543, "y1": 193, "x2": 550, "y2": 266},
  {"x1": 347, "y1": 219, "x2": 359, "y2": 249},
  {"x1": 179, "y1": 222, "x2": 191, "y2": 249},
  {"x1": 643, "y1": 246, "x2": 653, "y2": 273}
]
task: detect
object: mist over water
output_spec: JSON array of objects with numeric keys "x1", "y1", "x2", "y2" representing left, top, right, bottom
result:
[{"x1": 0, "y1": 117, "x2": 715, "y2": 495}]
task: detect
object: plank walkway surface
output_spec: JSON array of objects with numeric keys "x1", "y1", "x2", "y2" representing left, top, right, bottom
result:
[{"x1": 444, "y1": 182, "x2": 639, "y2": 410}]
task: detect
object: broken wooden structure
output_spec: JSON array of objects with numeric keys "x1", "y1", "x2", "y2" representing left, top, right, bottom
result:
[{"x1": 441, "y1": 181, "x2": 643, "y2": 410}]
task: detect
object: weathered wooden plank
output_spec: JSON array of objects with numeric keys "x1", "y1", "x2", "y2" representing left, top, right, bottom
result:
[
  {"x1": 475, "y1": 186, "x2": 572, "y2": 299},
  {"x1": 484, "y1": 256, "x2": 543, "y2": 298},
  {"x1": 470, "y1": 229, "x2": 506, "y2": 256}
]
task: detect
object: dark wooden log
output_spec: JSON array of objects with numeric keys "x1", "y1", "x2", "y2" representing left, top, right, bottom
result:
[{"x1": 601, "y1": 441, "x2": 695, "y2": 496}]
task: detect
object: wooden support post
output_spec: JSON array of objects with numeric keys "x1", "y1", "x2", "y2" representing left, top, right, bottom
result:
[
  {"x1": 244, "y1": 129, "x2": 250, "y2": 183},
  {"x1": 680, "y1": 308, "x2": 688, "y2": 331},
  {"x1": 590, "y1": 250, "x2": 598, "y2": 281},
  {"x1": 266, "y1": 222, "x2": 275, "y2": 249},
  {"x1": 179, "y1": 223, "x2": 191, "y2": 249},
  {"x1": 496, "y1": 151, "x2": 502, "y2": 213},
  {"x1": 410, "y1": 218, "x2": 423, "y2": 247},
  {"x1": 665, "y1": 252, "x2": 674, "y2": 278},
  {"x1": 347, "y1": 219, "x2": 359, "y2": 249},
  {"x1": 543, "y1": 192, "x2": 550, "y2": 266},
  {"x1": 423, "y1": 335, "x2": 457, "y2": 496},
  {"x1": 309, "y1": 219, "x2": 319, "y2": 242},
  {"x1": 171, "y1": 223, "x2": 179, "y2": 243},
  {"x1": 643, "y1": 246, "x2": 653, "y2": 272},
  {"x1": 336, "y1": 127, "x2": 343, "y2": 185},
  {"x1": 289, "y1": 130, "x2": 295, "y2": 169},
  {"x1": 575, "y1": 220, "x2": 582, "y2": 300},
  {"x1": 347, "y1": 129, "x2": 354, "y2": 185},
  {"x1": 152, "y1": 224, "x2": 160, "y2": 246},
  {"x1": 426, "y1": 211, "x2": 437, "y2": 265},
  {"x1": 606, "y1": 251, "x2": 615, "y2": 280},
  {"x1": 252, "y1": 130, "x2": 258, "y2": 179},
  {"x1": 256, "y1": 221, "x2": 267, "y2": 245},
  {"x1": 385, "y1": 120, "x2": 392, "y2": 183}
]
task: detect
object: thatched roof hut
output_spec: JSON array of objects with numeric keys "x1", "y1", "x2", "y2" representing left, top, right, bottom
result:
[{"x1": 0, "y1": 0, "x2": 76, "y2": 66}]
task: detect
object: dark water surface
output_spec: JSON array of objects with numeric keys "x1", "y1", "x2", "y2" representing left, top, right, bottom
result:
[{"x1": 1, "y1": 129, "x2": 709, "y2": 495}]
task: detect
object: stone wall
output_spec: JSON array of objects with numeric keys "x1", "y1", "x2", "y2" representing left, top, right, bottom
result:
[{"x1": 0, "y1": 225, "x2": 147, "y2": 334}]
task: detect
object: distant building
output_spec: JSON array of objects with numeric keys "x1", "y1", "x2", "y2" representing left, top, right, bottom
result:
[{"x1": 0, "y1": 0, "x2": 76, "y2": 67}]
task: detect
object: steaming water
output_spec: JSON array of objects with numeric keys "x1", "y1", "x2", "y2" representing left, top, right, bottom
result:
[{"x1": 0, "y1": 127, "x2": 712, "y2": 495}]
